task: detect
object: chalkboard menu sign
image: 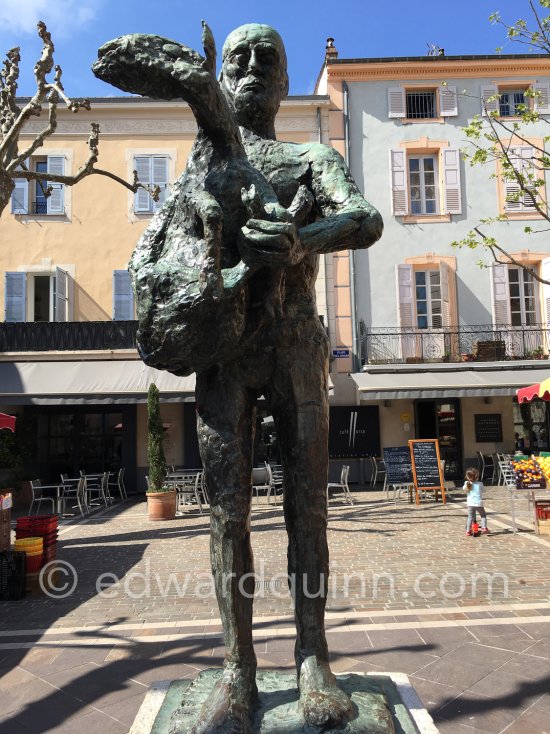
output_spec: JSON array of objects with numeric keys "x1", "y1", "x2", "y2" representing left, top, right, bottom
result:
[
  {"x1": 383, "y1": 446, "x2": 413, "y2": 484},
  {"x1": 408, "y1": 439, "x2": 446, "y2": 504},
  {"x1": 474, "y1": 414, "x2": 503, "y2": 443}
]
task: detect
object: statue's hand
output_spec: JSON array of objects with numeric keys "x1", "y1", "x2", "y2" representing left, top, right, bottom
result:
[{"x1": 238, "y1": 219, "x2": 303, "y2": 267}]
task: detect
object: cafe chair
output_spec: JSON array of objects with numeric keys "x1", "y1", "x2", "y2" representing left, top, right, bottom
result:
[
  {"x1": 477, "y1": 451, "x2": 496, "y2": 484},
  {"x1": 29, "y1": 479, "x2": 56, "y2": 515},
  {"x1": 252, "y1": 464, "x2": 273, "y2": 505},
  {"x1": 327, "y1": 465, "x2": 353, "y2": 505},
  {"x1": 268, "y1": 463, "x2": 284, "y2": 504},
  {"x1": 370, "y1": 457, "x2": 386, "y2": 487},
  {"x1": 60, "y1": 474, "x2": 86, "y2": 517}
]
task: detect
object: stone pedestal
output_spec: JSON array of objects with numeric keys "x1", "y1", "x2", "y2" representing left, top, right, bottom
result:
[{"x1": 130, "y1": 670, "x2": 439, "y2": 734}]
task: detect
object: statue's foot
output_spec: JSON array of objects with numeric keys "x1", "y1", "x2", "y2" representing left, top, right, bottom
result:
[
  {"x1": 298, "y1": 656, "x2": 354, "y2": 730},
  {"x1": 189, "y1": 665, "x2": 257, "y2": 734}
]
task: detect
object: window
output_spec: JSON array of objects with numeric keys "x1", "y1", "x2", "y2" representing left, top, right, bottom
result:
[
  {"x1": 499, "y1": 89, "x2": 526, "y2": 117},
  {"x1": 390, "y1": 145, "x2": 462, "y2": 218},
  {"x1": 414, "y1": 270, "x2": 442, "y2": 328},
  {"x1": 409, "y1": 156, "x2": 438, "y2": 215},
  {"x1": 134, "y1": 155, "x2": 169, "y2": 213},
  {"x1": 10, "y1": 155, "x2": 65, "y2": 216},
  {"x1": 406, "y1": 90, "x2": 436, "y2": 119},
  {"x1": 4, "y1": 267, "x2": 71, "y2": 322},
  {"x1": 481, "y1": 82, "x2": 550, "y2": 117},
  {"x1": 508, "y1": 267, "x2": 537, "y2": 326},
  {"x1": 388, "y1": 85, "x2": 458, "y2": 120}
]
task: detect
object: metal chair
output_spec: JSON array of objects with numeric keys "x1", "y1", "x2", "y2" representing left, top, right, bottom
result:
[
  {"x1": 327, "y1": 465, "x2": 353, "y2": 505},
  {"x1": 252, "y1": 464, "x2": 273, "y2": 505},
  {"x1": 60, "y1": 474, "x2": 86, "y2": 517},
  {"x1": 370, "y1": 457, "x2": 386, "y2": 487},
  {"x1": 477, "y1": 451, "x2": 496, "y2": 484},
  {"x1": 268, "y1": 463, "x2": 284, "y2": 504},
  {"x1": 173, "y1": 472, "x2": 203, "y2": 514},
  {"x1": 108, "y1": 468, "x2": 127, "y2": 500},
  {"x1": 29, "y1": 479, "x2": 56, "y2": 515}
]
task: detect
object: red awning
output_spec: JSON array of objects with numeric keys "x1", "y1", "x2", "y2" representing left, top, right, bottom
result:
[
  {"x1": 0, "y1": 412, "x2": 16, "y2": 432},
  {"x1": 516, "y1": 377, "x2": 550, "y2": 403}
]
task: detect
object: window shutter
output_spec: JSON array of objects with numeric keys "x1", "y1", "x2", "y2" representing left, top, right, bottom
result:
[
  {"x1": 533, "y1": 82, "x2": 550, "y2": 113},
  {"x1": 481, "y1": 84, "x2": 498, "y2": 115},
  {"x1": 152, "y1": 156, "x2": 168, "y2": 210},
  {"x1": 442, "y1": 148, "x2": 462, "y2": 214},
  {"x1": 439, "y1": 85, "x2": 458, "y2": 117},
  {"x1": 47, "y1": 155, "x2": 65, "y2": 214},
  {"x1": 390, "y1": 149, "x2": 408, "y2": 215},
  {"x1": 541, "y1": 258, "x2": 550, "y2": 323},
  {"x1": 11, "y1": 178, "x2": 29, "y2": 214},
  {"x1": 388, "y1": 87, "x2": 406, "y2": 118},
  {"x1": 113, "y1": 270, "x2": 134, "y2": 320},
  {"x1": 134, "y1": 156, "x2": 153, "y2": 212},
  {"x1": 396, "y1": 264, "x2": 415, "y2": 328},
  {"x1": 4, "y1": 272, "x2": 26, "y2": 322},
  {"x1": 518, "y1": 146, "x2": 537, "y2": 211},
  {"x1": 505, "y1": 147, "x2": 536, "y2": 212},
  {"x1": 55, "y1": 267, "x2": 69, "y2": 322},
  {"x1": 490, "y1": 263, "x2": 511, "y2": 326}
]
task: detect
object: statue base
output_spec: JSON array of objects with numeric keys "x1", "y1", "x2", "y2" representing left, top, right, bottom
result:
[{"x1": 129, "y1": 670, "x2": 439, "y2": 734}]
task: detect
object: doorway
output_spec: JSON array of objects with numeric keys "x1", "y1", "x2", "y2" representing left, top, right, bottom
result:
[{"x1": 415, "y1": 399, "x2": 462, "y2": 479}]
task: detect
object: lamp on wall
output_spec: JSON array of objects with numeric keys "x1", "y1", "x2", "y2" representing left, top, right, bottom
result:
[
  {"x1": 383, "y1": 400, "x2": 392, "y2": 408},
  {"x1": 483, "y1": 397, "x2": 492, "y2": 405}
]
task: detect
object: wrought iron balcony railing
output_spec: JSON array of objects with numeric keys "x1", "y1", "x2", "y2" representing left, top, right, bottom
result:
[
  {"x1": 360, "y1": 324, "x2": 550, "y2": 365},
  {"x1": 0, "y1": 320, "x2": 138, "y2": 352}
]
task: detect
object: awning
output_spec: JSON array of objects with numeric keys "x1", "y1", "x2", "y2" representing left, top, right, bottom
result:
[
  {"x1": 352, "y1": 366, "x2": 550, "y2": 401},
  {"x1": 0, "y1": 412, "x2": 16, "y2": 432},
  {"x1": 517, "y1": 376, "x2": 550, "y2": 403},
  {"x1": 0, "y1": 361, "x2": 196, "y2": 405}
]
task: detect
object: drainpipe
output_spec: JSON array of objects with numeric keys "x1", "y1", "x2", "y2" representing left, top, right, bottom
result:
[
  {"x1": 316, "y1": 107, "x2": 322, "y2": 143},
  {"x1": 342, "y1": 81, "x2": 359, "y2": 372}
]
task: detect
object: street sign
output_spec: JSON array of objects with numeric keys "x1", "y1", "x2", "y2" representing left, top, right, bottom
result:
[{"x1": 332, "y1": 348, "x2": 350, "y2": 358}]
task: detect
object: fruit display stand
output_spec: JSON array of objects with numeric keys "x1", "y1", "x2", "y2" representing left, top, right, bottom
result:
[{"x1": 509, "y1": 458, "x2": 550, "y2": 535}]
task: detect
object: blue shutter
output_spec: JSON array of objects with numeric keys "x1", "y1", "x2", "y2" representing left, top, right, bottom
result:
[
  {"x1": 47, "y1": 155, "x2": 65, "y2": 214},
  {"x1": 5, "y1": 272, "x2": 27, "y2": 322},
  {"x1": 113, "y1": 270, "x2": 134, "y2": 320},
  {"x1": 11, "y1": 179, "x2": 29, "y2": 214}
]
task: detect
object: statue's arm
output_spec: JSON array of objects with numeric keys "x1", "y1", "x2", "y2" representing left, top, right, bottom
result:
[{"x1": 298, "y1": 145, "x2": 383, "y2": 254}]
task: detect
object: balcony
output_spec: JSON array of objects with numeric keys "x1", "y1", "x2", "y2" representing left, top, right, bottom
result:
[
  {"x1": 0, "y1": 320, "x2": 138, "y2": 352},
  {"x1": 360, "y1": 324, "x2": 550, "y2": 365}
]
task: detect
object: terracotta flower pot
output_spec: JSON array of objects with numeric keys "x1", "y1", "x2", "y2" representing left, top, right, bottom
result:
[{"x1": 146, "y1": 490, "x2": 176, "y2": 521}]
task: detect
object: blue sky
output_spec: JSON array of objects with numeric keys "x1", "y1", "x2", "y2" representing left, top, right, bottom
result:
[{"x1": 0, "y1": 0, "x2": 543, "y2": 98}]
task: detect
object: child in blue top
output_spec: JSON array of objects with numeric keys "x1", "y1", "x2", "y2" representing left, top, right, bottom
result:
[{"x1": 464, "y1": 467, "x2": 489, "y2": 536}]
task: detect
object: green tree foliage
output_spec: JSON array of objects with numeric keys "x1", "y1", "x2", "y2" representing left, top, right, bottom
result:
[
  {"x1": 147, "y1": 383, "x2": 167, "y2": 492},
  {"x1": 452, "y1": 1, "x2": 550, "y2": 283}
]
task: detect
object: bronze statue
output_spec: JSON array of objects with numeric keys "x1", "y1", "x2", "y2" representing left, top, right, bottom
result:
[{"x1": 94, "y1": 22, "x2": 382, "y2": 733}]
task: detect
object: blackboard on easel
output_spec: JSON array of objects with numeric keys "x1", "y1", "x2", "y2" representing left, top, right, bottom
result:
[
  {"x1": 383, "y1": 446, "x2": 413, "y2": 485},
  {"x1": 408, "y1": 439, "x2": 446, "y2": 505}
]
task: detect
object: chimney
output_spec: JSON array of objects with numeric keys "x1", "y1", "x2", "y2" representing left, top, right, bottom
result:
[{"x1": 325, "y1": 37, "x2": 338, "y2": 61}]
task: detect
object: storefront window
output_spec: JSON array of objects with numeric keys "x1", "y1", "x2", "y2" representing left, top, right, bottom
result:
[{"x1": 513, "y1": 401, "x2": 549, "y2": 452}]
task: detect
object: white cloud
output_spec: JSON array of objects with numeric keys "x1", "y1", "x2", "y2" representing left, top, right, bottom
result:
[{"x1": 0, "y1": 0, "x2": 99, "y2": 37}]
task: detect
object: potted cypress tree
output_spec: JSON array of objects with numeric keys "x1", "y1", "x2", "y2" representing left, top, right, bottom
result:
[{"x1": 146, "y1": 383, "x2": 176, "y2": 520}]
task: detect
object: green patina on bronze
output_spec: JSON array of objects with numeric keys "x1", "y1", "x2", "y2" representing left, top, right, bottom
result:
[{"x1": 94, "y1": 22, "x2": 385, "y2": 734}]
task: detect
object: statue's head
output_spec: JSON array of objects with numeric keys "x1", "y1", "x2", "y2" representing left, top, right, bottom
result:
[{"x1": 220, "y1": 24, "x2": 289, "y2": 136}]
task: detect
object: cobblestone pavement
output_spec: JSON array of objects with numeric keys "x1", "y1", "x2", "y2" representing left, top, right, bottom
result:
[{"x1": 1, "y1": 485, "x2": 549, "y2": 733}]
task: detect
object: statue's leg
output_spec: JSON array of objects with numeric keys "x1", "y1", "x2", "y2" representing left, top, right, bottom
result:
[
  {"x1": 272, "y1": 321, "x2": 354, "y2": 730},
  {"x1": 191, "y1": 366, "x2": 257, "y2": 734}
]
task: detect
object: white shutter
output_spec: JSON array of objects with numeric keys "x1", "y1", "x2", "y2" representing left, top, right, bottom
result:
[
  {"x1": 396, "y1": 264, "x2": 415, "y2": 328},
  {"x1": 134, "y1": 156, "x2": 153, "y2": 212},
  {"x1": 533, "y1": 82, "x2": 550, "y2": 114},
  {"x1": 505, "y1": 147, "x2": 536, "y2": 212},
  {"x1": 388, "y1": 87, "x2": 406, "y2": 118},
  {"x1": 541, "y1": 258, "x2": 550, "y2": 323},
  {"x1": 519, "y1": 146, "x2": 537, "y2": 211},
  {"x1": 4, "y1": 272, "x2": 26, "y2": 322},
  {"x1": 55, "y1": 267, "x2": 68, "y2": 322},
  {"x1": 490, "y1": 263, "x2": 511, "y2": 326},
  {"x1": 113, "y1": 270, "x2": 135, "y2": 320},
  {"x1": 11, "y1": 178, "x2": 29, "y2": 214},
  {"x1": 390, "y1": 149, "x2": 408, "y2": 215},
  {"x1": 481, "y1": 84, "x2": 498, "y2": 115},
  {"x1": 442, "y1": 148, "x2": 462, "y2": 214},
  {"x1": 47, "y1": 155, "x2": 65, "y2": 214},
  {"x1": 152, "y1": 156, "x2": 168, "y2": 210},
  {"x1": 439, "y1": 85, "x2": 458, "y2": 117}
]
